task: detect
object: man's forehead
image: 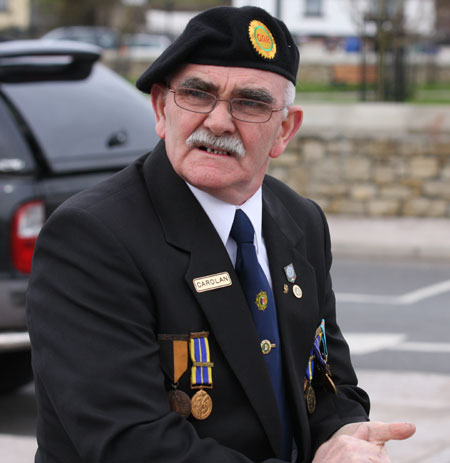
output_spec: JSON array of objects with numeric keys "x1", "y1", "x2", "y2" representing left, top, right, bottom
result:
[{"x1": 171, "y1": 63, "x2": 287, "y2": 94}]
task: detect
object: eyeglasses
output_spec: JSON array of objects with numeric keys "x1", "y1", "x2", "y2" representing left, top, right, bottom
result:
[{"x1": 168, "y1": 87, "x2": 284, "y2": 123}]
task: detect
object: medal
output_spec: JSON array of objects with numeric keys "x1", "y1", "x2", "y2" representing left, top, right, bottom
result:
[
  {"x1": 168, "y1": 389, "x2": 191, "y2": 418},
  {"x1": 191, "y1": 389, "x2": 213, "y2": 420},
  {"x1": 190, "y1": 332, "x2": 214, "y2": 420},
  {"x1": 157, "y1": 334, "x2": 191, "y2": 418},
  {"x1": 304, "y1": 381, "x2": 316, "y2": 414},
  {"x1": 303, "y1": 319, "x2": 337, "y2": 414}
]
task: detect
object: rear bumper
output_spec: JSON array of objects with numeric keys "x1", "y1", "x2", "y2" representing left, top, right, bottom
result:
[
  {"x1": 0, "y1": 277, "x2": 28, "y2": 331},
  {"x1": 0, "y1": 331, "x2": 30, "y2": 352}
]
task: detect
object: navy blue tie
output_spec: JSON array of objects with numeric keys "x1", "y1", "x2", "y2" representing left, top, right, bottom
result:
[{"x1": 230, "y1": 209, "x2": 292, "y2": 460}]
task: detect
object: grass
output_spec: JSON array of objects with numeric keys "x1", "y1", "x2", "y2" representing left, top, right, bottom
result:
[{"x1": 296, "y1": 82, "x2": 450, "y2": 104}]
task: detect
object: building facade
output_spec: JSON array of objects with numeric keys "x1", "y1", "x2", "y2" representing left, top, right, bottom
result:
[{"x1": 0, "y1": 0, "x2": 30, "y2": 32}]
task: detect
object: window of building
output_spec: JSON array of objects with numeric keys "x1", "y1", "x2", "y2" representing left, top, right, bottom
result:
[
  {"x1": 0, "y1": 0, "x2": 8, "y2": 12},
  {"x1": 304, "y1": 0, "x2": 323, "y2": 17}
]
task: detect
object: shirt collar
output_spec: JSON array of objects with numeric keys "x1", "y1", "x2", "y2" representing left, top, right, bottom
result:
[{"x1": 186, "y1": 183, "x2": 263, "y2": 251}]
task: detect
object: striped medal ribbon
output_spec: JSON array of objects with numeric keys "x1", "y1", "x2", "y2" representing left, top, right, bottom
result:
[{"x1": 189, "y1": 331, "x2": 214, "y2": 420}]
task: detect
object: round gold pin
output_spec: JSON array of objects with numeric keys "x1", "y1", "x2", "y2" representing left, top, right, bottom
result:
[
  {"x1": 260, "y1": 339, "x2": 276, "y2": 355},
  {"x1": 293, "y1": 284, "x2": 302, "y2": 299},
  {"x1": 191, "y1": 389, "x2": 213, "y2": 420}
]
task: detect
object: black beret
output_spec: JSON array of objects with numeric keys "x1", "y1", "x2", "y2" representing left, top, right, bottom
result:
[{"x1": 136, "y1": 6, "x2": 299, "y2": 93}]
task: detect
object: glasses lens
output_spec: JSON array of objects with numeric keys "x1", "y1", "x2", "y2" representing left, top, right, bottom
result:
[
  {"x1": 231, "y1": 99, "x2": 272, "y2": 122},
  {"x1": 175, "y1": 88, "x2": 215, "y2": 112}
]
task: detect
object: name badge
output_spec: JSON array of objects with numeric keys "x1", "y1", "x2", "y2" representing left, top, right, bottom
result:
[{"x1": 193, "y1": 272, "x2": 232, "y2": 293}]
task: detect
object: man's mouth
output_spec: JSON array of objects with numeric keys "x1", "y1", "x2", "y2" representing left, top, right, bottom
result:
[
  {"x1": 186, "y1": 128, "x2": 246, "y2": 159},
  {"x1": 199, "y1": 145, "x2": 231, "y2": 156}
]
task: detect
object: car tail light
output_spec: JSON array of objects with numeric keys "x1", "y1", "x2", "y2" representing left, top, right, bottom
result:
[{"x1": 10, "y1": 200, "x2": 45, "y2": 274}]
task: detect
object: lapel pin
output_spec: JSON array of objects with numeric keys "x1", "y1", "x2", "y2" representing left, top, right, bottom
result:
[
  {"x1": 283, "y1": 284, "x2": 289, "y2": 294},
  {"x1": 293, "y1": 284, "x2": 302, "y2": 299},
  {"x1": 283, "y1": 263, "x2": 297, "y2": 284}
]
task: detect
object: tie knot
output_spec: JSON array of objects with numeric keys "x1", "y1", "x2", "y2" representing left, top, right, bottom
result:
[{"x1": 230, "y1": 209, "x2": 255, "y2": 245}]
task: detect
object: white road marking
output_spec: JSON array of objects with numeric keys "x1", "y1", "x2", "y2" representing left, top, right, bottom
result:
[
  {"x1": 394, "y1": 342, "x2": 450, "y2": 353},
  {"x1": 336, "y1": 278, "x2": 450, "y2": 306},
  {"x1": 345, "y1": 333, "x2": 450, "y2": 355},
  {"x1": 345, "y1": 333, "x2": 407, "y2": 354}
]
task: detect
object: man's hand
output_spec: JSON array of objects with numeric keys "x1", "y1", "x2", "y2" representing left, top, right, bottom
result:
[{"x1": 313, "y1": 421, "x2": 416, "y2": 463}]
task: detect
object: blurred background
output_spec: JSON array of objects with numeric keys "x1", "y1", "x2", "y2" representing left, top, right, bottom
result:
[{"x1": 0, "y1": 1, "x2": 449, "y2": 462}]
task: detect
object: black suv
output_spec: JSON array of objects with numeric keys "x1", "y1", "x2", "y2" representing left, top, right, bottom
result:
[{"x1": 0, "y1": 40, "x2": 158, "y2": 393}]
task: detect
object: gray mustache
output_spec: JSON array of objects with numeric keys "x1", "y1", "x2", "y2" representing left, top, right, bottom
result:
[{"x1": 186, "y1": 129, "x2": 246, "y2": 158}]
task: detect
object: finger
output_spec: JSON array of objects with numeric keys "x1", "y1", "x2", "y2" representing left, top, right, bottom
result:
[{"x1": 366, "y1": 422, "x2": 416, "y2": 443}]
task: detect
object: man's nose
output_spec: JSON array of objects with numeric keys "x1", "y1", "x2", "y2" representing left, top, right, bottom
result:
[{"x1": 203, "y1": 99, "x2": 236, "y2": 135}]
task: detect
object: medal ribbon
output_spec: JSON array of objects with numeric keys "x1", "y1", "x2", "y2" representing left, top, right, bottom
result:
[
  {"x1": 306, "y1": 319, "x2": 327, "y2": 381},
  {"x1": 190, "y1": 332, "x2": 213, "y2": 389}
]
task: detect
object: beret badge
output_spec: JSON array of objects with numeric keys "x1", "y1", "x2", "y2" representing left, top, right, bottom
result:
[{"x1": 248, "y1": 19, "x2": 277, "y2": 60}]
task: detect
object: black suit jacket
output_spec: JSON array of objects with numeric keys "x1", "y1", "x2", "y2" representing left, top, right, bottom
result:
[{"x1": 27, "y1": 141, "x2": 369, "y2": 463}]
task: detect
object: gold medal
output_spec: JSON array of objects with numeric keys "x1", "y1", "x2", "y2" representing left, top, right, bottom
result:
[
  {"x1": 168, "y1": 389, "x2": 191, "y2": 419},
  {"x1": 304, "y1": 382, "x2": 316, "y2": 414},
  {"x1": 191, "y1": 389, "x2": 213, "y2": 420}
]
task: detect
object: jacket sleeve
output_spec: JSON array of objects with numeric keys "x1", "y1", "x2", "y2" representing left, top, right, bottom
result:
[
  {"x1": 26, "y1": 206, "x2": 286, "y2": 463},
  {"x1": 306, "y1": 202, "x2": 370, "y2": 454}
]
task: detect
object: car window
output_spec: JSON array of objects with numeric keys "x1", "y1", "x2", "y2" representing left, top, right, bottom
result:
[
  {"x1": 0, "y1": 96, "x2": 35, "y2": 173},
  {"x1": 1, "y1": 63, "x2": 158, "y2": 173}
]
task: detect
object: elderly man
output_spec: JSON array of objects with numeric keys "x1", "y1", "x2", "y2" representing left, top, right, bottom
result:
[{"x1": 27, "y1": 6, "x2": 414, "y2": 463}]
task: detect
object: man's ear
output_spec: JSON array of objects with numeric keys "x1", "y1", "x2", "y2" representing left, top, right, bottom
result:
[
  {"x1": 269, "y1": 106, "x2": 303, "y2": 159},
  {"x1": 151, "y1": 84, "x2": 167, "y2": 139}
]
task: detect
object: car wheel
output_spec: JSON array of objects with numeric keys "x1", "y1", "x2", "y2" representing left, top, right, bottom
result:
[{"x1": 0, "y1": 350, "x2": 33, "y2": 394}]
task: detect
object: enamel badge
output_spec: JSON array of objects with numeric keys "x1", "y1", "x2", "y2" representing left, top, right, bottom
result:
[
  {"x1": 248, "y1": 19, "x2": 277, "y2": 60},
  {"x1": 283, "y1": 263, "x2": 297, "y2": 283},
  {"x1": 255, "y1": 291, "x2": 268, "y2": 311}
]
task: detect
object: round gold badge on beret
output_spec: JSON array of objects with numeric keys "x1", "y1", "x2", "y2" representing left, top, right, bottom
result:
[{"x1": 248, "y1": 19, "x2": 277, "y2": 60}]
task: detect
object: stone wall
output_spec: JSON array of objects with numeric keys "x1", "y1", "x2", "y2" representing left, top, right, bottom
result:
[{"x1": 268, "y1": 103, "x2": 450, "y2": 217}]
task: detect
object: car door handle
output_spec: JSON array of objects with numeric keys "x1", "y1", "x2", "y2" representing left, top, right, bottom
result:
[{"x1": 107, "y1": 130, "x2": 128, "y2": 147}]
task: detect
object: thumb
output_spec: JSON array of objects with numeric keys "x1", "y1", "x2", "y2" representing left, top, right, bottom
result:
[{"x1": 362, "y1": 422, "x2": 416, "y2": 444}]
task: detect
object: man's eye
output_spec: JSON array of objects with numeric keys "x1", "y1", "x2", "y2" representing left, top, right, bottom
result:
[
  {"x1": 234, "y1": 99, "x2": 268, "y2": 111},
  {"x1": 179, "y1": 88, "x2": 210, "y2": 100}
]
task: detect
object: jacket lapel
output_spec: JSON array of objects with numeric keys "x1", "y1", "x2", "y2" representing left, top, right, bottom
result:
[
  {"x1": 143, "y1": 144, "x2": 283, "y2": 456},
  {"x1": 262, "y1": 183, "x2": 320, "y2": 459}
]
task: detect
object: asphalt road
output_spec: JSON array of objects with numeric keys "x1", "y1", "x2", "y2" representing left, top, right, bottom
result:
[
  {"x1": 1, "y1": 256, "x2": 449, "y2": 462},
  {"x1": 332, "y1": 258, "x2": 450, "y2": 375}
]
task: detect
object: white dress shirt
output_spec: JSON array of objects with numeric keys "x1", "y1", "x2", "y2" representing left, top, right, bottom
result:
[{"x1": 186, "y1": 183, "x2": 273, "y2": 287}]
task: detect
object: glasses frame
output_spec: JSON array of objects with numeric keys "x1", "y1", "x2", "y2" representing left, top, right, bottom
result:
[{"x1": 168, "y1": 87, "x2": 284, "y2": 123}]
